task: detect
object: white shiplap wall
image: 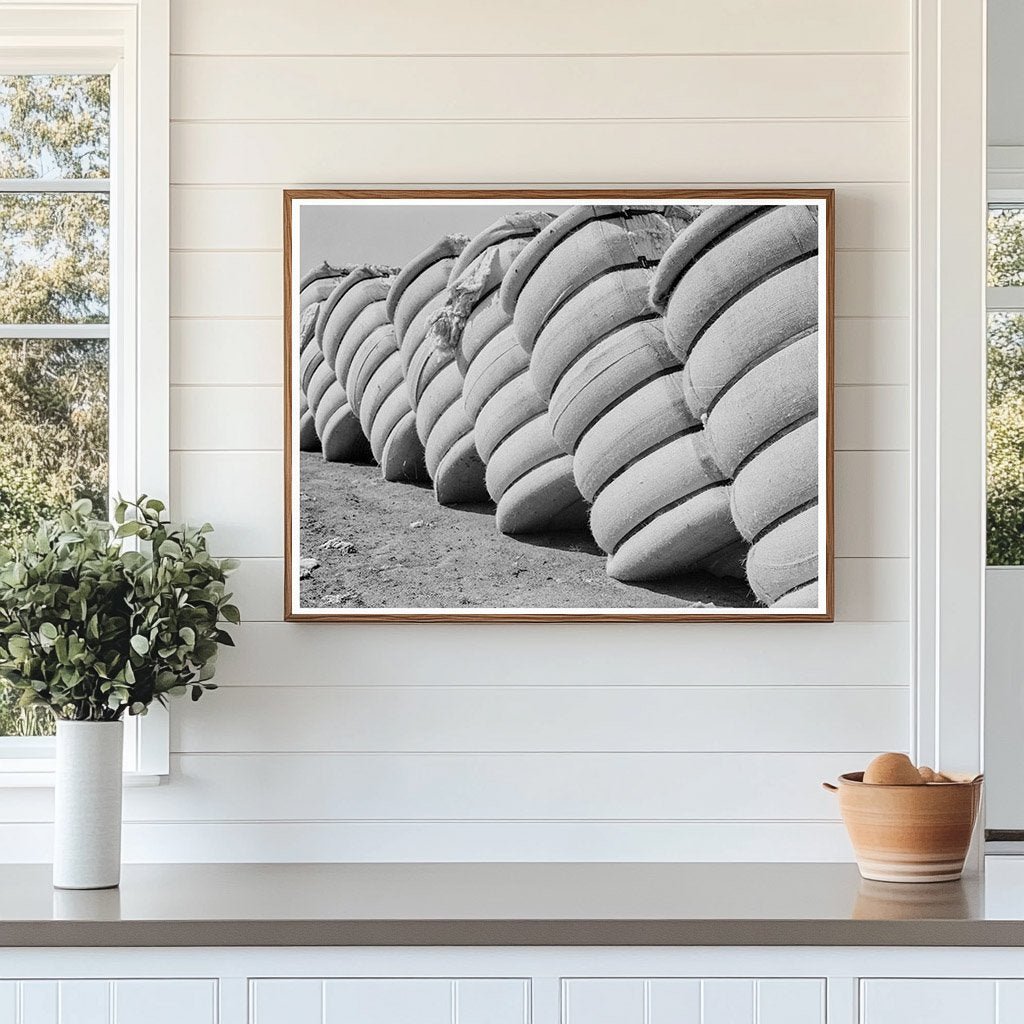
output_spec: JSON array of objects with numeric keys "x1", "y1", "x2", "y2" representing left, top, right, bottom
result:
[{"x1": 5, "y1": 0, "x2": 915, "y2": 861}]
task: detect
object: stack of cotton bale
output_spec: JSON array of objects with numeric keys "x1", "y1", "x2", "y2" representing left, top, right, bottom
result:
[
  {"x1": 649, "y1": 204, "x2": 820, "y2": 607},
  {"x1": 387, "y1": 235, "x2": 493, "y2": 506},
  {"x1": 327, "y1": 268, "x2": 428, "y2": 483},
  {"x1": 302, "y1": 267, "x2": 379, "y2": 463},
  {"x1": 297, "y1": 263, "x2": 350, "y2": 452},
  {"x1": 311, "y1": 265, "x2": 403, "y2": 467},
  {"x1": 501, "y1": 205, "x2": 744, "y2": 582},
  {"x1": 427, "y1": 212, "x2": 589, "y2": 534}
]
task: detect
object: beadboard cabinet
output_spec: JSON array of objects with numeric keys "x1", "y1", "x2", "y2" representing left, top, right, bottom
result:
[
  {"x1": 4, "y1": 950, "x2": 1024, "y2": 1024},
  {"x1": 0, "y1": 980, "x2": 217, "y2": 1024}
]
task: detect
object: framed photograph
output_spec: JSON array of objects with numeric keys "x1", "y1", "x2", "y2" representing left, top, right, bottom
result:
[{"x1": 284, "y1": 189, "x2": 834, "y2": 622}]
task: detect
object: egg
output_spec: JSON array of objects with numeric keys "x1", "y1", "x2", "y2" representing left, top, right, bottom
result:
[
  {"x1": 918, "y1": 766, "x2": 938, "y2": 783},
  {"x1": 863, "y1": 752, "x2": 925, "y2": 786}
]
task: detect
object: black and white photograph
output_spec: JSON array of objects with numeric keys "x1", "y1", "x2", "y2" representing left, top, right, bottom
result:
[{"x1": 286, "y1": 191, "x2": 833, "y2": 621}]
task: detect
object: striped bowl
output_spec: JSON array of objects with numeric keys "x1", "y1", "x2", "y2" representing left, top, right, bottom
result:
[{"x1": 823, "y1": 772, "x2": 983, "y2": 883}]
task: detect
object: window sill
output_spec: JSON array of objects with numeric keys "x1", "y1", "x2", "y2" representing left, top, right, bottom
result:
[{"x1": 0, "y1": 767, "x2": 164, "y2": 788}]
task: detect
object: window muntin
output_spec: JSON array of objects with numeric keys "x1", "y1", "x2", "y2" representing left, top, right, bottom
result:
[{"x1": 0, "y1": 74, "x2": 111, "y2": 739}]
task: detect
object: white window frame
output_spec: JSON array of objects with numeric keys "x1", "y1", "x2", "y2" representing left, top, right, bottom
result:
[
  {"x1": 0, "y1": 0, "x2": 169, "y2": 784},
  {"x1": 983, "y1": 179, "x2": 1024, "y2": 839}
]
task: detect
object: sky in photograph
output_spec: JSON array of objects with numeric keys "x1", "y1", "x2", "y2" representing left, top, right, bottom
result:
[{"x1": 299, "y1": 203, "x2": 571, "y2": 276}]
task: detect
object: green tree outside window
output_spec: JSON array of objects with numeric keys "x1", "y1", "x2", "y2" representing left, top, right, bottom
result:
[{"x1": 0, "y1": 75, "x2": 110, "y2": 736}]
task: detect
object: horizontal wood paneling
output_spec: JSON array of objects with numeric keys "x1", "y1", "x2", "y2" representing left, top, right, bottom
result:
[
  {"x1": 170, "y1": 384, "x2": 907, "y2": 453},
  {"x1": 0, "y1": 820, "x2": 855, "y2": 862},
  {"x1": 834, "y1": 452, "x2": 910, "y2": 557},
  {"x1": 170, "y1": 0, "x2": 910, "y2": 56},
  {"x1": 834, "y1": 386, "x2": 909, "y2": 451},
  {"x1": 171, "y1": 250, "x2": 908, "y2": 319},
  {"x1": 834, "y1": 318, "x2": 909, "y2": 385},
  {"x1": 208, "y1": 622, "x2": 909, "y2": 687},
  {"x1": 224, "y1": 556, "x2": 909, "y2": 624},
  {"x1": 171, "y1": 449, "x2": 907, "y2": 558},
  {"x1": 170, "y1": 451, "x2": 282, "y2": 557},
  {"x1": 170, "y1": 183, "x2": 909, "y2": 251},
  {"x1": 115, "y1": 752, "x2": 865, "y2": 821},
  {"x1": 171, "y1": 386, "x2": 281, "y2": 450},
  {"x1": 171, "y1": 54, "x2": 909, "y2": 121},
  {"x1": 0, "y1": 753, "x2": 870, "y2": 823},
  {"x1": 833, "y1": 558, "x2": 910, "y2": 621},
  {"x1": 171, "y1": 684, "x2": 908, "y2": 754},
  {"x1": 170, "y1": 121, "x2": 909, "y2": 186},
  {"x1": 170, "y1": 319, "x2": 282, "y2": 386}
]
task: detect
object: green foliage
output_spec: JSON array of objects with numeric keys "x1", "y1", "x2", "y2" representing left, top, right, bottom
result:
[
  {"x1": 0, "y1": 338, "x2": 108, "y2": 520},
  {"x1": 989, "y1": 208, "x2": 1024, "y2": 288},
  {"x1": 0, "y1": 75, "x2": 109, "y2": 179},
  {"x1": 988, "y1": 394, "x2": 1024, "y2": 565},
  {"x1": 988, "y1": 211, "x2": 1024, "y2": 565},
  {"x1": 0, "y1": 497, "x2": 239, "y2": 723},
  {"x1": 0, "y1": 670, "x2": 50, "y2": 736},
  {"x1": 0, "y1": 462, "x2": 59, "y2": 550},
  {"x1": 0, "y1": 76, "x2": 109, "y2": 327}
]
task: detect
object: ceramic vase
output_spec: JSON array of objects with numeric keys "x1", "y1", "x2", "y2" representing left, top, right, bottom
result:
[{"x1": 53, "y1": 720, "x2": 124, "y2": 890}]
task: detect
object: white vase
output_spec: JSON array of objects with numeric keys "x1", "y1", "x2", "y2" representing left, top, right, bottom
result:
[{"x1": 53, "y1": 720, "x2": 124, "y2": 890}]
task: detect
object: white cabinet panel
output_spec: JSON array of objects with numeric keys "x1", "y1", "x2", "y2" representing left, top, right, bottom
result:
[
  {"x1": 251, "y1": 979, "x2": 527, "y2": 1024},
  {"x1": 647, "y1": 980, "x2": 702, "y2": 1023},
  {"x1": 756, "y1": 980, "x2": 825, "y2": 1024},
  {"x1": 250, "y1": 979, "x2": 321, "y2": 1024},
  {"x1": 997, "y1": 981, "x2": 1024, "y2": 1020},
  {"x1": 57, "y1": 982, "x2": 109, "y2": 1024},
  {"x1": 702, "y1": 980, "x2": 754, "y2": 1024},
  {"x1": 0, "y1": 984, "x2": 15, "y2": 1024},
  {"x1": 563, "y1": 980, "x2": 645, "y2": 1024},
  {"x1": 323, "y1": 980, "x2": 451, "y2": 1024},
  {"x1": 861, "y1": 980, "x2": 996, "y2": 1023},
  {"x1": 563, "y1": 979, "x2": 825, "y2": 1024},
  {"x1": 18, "y1": 984, "x2": 56, "y2": 1024},
  {"x1": 0, "y1": 981, "x2": 213, "y2": 1024},
  {"x1": 113, "y1": 981, "x2": 217, "y2": 1024},
  {"x1": 455, "y1": 980, "x2": 528, "y2": 1024}
]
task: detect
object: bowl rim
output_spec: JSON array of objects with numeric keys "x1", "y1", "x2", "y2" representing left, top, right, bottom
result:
[{"x1": 838, "y1": 771, "x2": 983, "y2": 789}]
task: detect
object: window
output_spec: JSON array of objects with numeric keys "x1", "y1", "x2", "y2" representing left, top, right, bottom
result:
[
  {"x1": 987, "y1": 206, "x2": 1024, "y2": 565},
  {"x1": 0, "y1": 3, "x2": 169, "y2": 778},
  {"x1": 0, "y1": 74, "x2": 111, "y2": 739}
]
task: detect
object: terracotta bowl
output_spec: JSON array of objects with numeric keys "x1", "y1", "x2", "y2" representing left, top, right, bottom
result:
[{"x1": 823, "y1": 772, "x2": 983, "y2": 883}]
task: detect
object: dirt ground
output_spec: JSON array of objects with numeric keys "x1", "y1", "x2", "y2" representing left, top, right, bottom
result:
[{"x1": 298, "y1": 453, "x2": 757, "y2": 611}]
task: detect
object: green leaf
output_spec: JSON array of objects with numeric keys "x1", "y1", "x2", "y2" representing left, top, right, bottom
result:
[
  {"x1": 39, "y1": 622, "x2": 58, "y2": 641},
  {"x1": 158, "y1": 539, "x2": 183, "y2": 559},
  {"x1": 8, "y1": 635, "x2": 29, "y2": 657},
  {"x1": 129, "y1": 634, "x2": 150, "y2": 656},
  {"x1": 220, "y1": 604, "x2": 240, "y2": 625}
]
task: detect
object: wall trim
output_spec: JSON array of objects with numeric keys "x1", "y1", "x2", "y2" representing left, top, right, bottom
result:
[{"x1": 913, "y1": 0, "x2": 987, "y2": 776}]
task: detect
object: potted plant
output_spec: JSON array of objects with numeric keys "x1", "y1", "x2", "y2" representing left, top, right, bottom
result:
[{"x1": 0, "y1": 497, "x2": 239, "y2": 889}]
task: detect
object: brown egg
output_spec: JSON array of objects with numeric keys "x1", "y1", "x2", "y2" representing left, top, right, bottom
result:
[
  {"x1": 863, "y1": 752, "x2": 925, "y2": 786},
  {"x1": 918, "y1": 766, "x2": 938, "y2": 783}
]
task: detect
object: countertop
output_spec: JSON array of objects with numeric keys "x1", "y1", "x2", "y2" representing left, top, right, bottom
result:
[{"x1": 5, "y1": 861, "x2": 1024, "y2": 947}]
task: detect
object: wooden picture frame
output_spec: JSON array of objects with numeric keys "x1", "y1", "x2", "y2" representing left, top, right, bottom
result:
[{"x1": 284, "y1": 189, "x2": 834, "y2": 622}]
